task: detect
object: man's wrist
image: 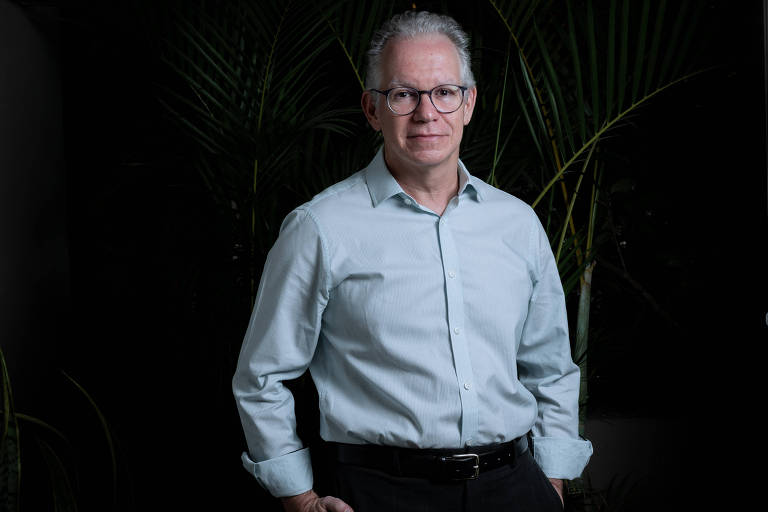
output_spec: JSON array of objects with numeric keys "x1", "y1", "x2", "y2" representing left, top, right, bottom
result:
[
  {"x1": 281, "y1": 489, "x2": 318, "y2": 511},
  {"x1": 548, "y1": 478, "x2": 564, "y2": 505},
  {"x1": 280, "y1": 489, "x2": 353, "y2": 512}
]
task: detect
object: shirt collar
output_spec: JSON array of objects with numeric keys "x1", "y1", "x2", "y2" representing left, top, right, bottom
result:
[
  {"x1": 364, "y1": 147, "x2": 485, "y2": 208},
  {"x1": 364, "y1": 148, "x2": 404, "y2": 207},
  {"x1": 458, "y1": 158, "x2": 485, "y2": 202}
]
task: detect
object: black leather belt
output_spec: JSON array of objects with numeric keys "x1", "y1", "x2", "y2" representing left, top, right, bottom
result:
[{"x1": 327, "y1": 436, "x2": 529, "y2": 481}]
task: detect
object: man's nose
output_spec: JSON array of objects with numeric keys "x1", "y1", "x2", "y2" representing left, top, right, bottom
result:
[{"x1": 412, "y1": 91, "x2": 439, "y2": 121}]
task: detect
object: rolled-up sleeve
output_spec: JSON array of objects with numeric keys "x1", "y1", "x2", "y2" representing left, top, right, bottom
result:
[
  {"x1": 517, "y1": 217, "x2": 593, "y2": 479},
  {"x1": 232, "y1": 207, "x2": 329, "y2": 496},
  {"x1": 240, "y1": 448, "x2": 313, "y2": 497}
]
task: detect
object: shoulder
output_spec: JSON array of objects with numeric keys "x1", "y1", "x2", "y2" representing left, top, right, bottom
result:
[
  {"x1": 306, "y1": 170, "x2": 369, "y2": 210},
  {"x1": 280, "y1": 169, "x2": 370, "y2": 233},
  {"x1": 470, "y1": 177, "x2": 541, "y2": 226},
  {"x1": 466, "y1": 176, "x2": 549, "y2": 266}
]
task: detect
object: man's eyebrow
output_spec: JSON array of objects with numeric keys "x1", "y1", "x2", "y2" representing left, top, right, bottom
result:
[{"x1": 387, "y1": 79, "x2": 412, "y2": 88}]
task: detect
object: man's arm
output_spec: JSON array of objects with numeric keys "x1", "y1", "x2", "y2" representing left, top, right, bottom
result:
[
  {"x1": 232, "y1": 208, "x2": 331, "y2": 497},
  {"x1": 516, "y1": 215, "x2": 593, "y2": 480}
]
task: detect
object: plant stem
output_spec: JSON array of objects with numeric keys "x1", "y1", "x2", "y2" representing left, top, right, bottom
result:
[
  {"x1": 257, "y1": 2, "x2": 289, "y2": 132},
  {"x1": 492, "y1": 2, "x2": 583, "y2": 262},
  {"x1": 555, "y1": 141, "x2": 597, "y2": 263},
  {"x1": 576, "y1": 261, "x2": 595, "y2": 437},
  {"x1": 489, "y1": 35, "x2": 513, "y2": 187},
  {"x1": 326, "y1": 19, "x2": 365, "y2": 91}
]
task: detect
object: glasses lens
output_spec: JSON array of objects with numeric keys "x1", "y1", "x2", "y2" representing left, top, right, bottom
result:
[
  {"x1": 431, "y1": 85, "x2": 463, "y2": 113},
  {"x1": 387, "y1": 88, "x2": 419, "y2": 115},
  {"x1": 385, "y1": 85, "x2": 465, "y2": 115}
]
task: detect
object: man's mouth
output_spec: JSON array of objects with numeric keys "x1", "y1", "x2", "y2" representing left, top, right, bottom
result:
[{"x1": 408, "y1": 134, "x2": 445, "y2": 140}]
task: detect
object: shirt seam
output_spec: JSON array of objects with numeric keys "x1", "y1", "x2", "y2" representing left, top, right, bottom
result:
[
  {"x1": 306, "y1": 170, "x2": 368, "y2": 210},
  {"x1": 302, "y1": 207, "x2": 332, "y2": 302},
  {"x1": 528, "y1": 211, "x2": 541, "y2": 301}
]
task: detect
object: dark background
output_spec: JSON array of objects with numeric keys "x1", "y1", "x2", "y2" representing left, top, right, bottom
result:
[{"x1": 1, "y1": 0, "x2": 765, "y2": 510}]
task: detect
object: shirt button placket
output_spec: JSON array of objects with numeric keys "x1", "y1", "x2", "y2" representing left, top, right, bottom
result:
[{"x1": 437, "y1": 215, "x2": 477, "y2": 447}]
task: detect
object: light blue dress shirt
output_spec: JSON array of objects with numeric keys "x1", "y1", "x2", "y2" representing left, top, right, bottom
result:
[{"x1": 232, "y1": 149, "x2": 593, "y2": 497}]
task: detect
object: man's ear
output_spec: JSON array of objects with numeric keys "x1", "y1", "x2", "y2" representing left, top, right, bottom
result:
[
  {"x1": 463, "y1": 86, "x2": 477, "y2": 126},
  {"x1": 361, "y1": 91, "x2": 382, "y2": 131}
]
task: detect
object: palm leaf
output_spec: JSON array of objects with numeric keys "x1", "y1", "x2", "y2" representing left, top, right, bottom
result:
[
  {"x1": 61, "y1": 371, "x2": 117, "y2": 507},
  {"x1": 37, "y1": 439, "x2": 78, "y2": 512},
  {"x1": 323, "y1": 0, "x2": 397, "y2": 88},
  {"x1": 0, "y1": 346, "x2": 20, "y2": 512},
  {"x1": 484, "y1": 0, "x2": 706, "y2": 430}
]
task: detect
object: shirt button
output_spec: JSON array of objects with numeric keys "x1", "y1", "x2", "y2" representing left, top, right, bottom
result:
[
  {"x1": 404, "y1": 198, "x2": 412, "y2": 206},
  {"x1": 454, "y1": 327, "x2": 461, "y2": 335},
  {"x1": 463, "y1": 382, "x2": 471, "y2": 390},
  {"x1": 448, "y1": 271, "x2": 456, "y2": 278}
]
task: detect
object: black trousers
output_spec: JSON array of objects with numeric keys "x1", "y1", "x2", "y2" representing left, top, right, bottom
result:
[{"x1": 320, "y1": 448, "x2": 563, "y2": 512}]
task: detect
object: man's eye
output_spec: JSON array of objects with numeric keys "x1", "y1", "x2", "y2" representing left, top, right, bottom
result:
[
  {"x1": 393, "y1": 90, "x2": 416, "y2": 99},
  {"x1": 436, "y1": 88, "x2": 454, "y2": 96}
]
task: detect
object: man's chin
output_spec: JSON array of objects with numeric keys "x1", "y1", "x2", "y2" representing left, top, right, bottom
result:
[
  {"x1": 404, "y1": 149, "x2": 457, "y2": 168},
  {"x1": 384, "y1": 144, "x2": 459, "y2": 173}
]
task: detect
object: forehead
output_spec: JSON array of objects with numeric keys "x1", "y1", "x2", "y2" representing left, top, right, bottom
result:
[{"x1": 379, "y1": 34, "x2": 462, "y2": 87}]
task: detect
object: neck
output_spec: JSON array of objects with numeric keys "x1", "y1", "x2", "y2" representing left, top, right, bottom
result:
[{"x1": 385, "y1": 154, "x2": 460, "y2": 216}]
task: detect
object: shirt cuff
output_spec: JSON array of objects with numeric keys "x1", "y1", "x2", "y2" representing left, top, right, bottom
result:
[
  {"x1": 241, "y1": 448, "x2": 313, "y2": 497},
  {"x1": 532, "y1": 436, "x2": 593, "y2": 479}
]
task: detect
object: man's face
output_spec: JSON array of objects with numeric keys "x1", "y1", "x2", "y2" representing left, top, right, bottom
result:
[{"x1": 362, "y1": 35, "x2": 476, "y2": 174}]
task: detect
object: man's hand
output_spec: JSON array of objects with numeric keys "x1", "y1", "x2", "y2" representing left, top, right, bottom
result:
[
  {"x1": 548, "y1": 478, "x2": 564, "y2": 506},
  {"x1": 281, "y1": 489, "x2": 353, "y2": 512}
]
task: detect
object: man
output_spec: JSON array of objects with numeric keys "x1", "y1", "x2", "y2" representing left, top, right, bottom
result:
[{"x1": 233, "y1": 11, "x2": 592, "y2": 512}]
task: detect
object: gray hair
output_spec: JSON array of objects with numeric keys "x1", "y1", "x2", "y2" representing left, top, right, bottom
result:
[{"x1": 364, "y1": 11, "x2": 476, "y2": 90}]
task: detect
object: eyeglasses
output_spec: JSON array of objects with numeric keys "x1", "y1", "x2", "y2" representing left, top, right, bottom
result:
[{"x1": 369, "y1": 84, "x2": 468, "y2": 116}]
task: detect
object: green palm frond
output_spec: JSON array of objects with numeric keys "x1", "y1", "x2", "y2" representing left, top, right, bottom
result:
[
  {"x1": 159, "y1": 1, "x2": 353, "y2": 205},
  {"x1": 1, "y1": 347, "x2": 20, "y2": 512},
  {"x1": 323, "y1": 0, "x2": 397, "y2": 90},
  {"x1": 487, "y1": 0, "x2": 703, "y2": 213},
  {"x1": 522, "y1": 0, "x2": 703, "y2": 199},
  {"x1": 61, "y1": 371, "x2": 117, "y2": 505},
  {"x1": 484, "y1": 0, "x2": 705, "y2": 431},
  {"x1": 481, "y1": 0, "x2": 706, "y2": 296},
  {"x1": 37, "y1": 439, "x2": 78, "y2": 512},
  {"x1": 156, "y1": 0, "x2": 402, "y2": 302}
]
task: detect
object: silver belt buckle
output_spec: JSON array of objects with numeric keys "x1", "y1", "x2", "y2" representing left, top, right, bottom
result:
[{"x1": 445, "y1": 453, "x2": 480, "y2": 479}]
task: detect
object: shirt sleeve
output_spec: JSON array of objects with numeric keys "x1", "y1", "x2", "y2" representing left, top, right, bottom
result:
[
  {"x1": 232, "y1": 207, "x2": 329, "y2": 497},
  {"x1": 516, "y1": 215, "x2": 593, "y2": 479}
]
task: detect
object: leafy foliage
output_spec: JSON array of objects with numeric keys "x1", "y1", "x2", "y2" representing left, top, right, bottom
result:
[
  {"x1": 486, "y1": 0, "x2": 704, "y2": 433},
  {"x1": 1, "y1": 349, "x2": 21, "y2": 512},
  {"x1": 0, "y1": 346, "x2": 117, "y2": 511},
  {"x1": 155, "y1": 0, "x2": 393, "y2": 300}
]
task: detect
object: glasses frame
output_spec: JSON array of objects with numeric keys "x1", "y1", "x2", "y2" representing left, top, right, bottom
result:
[{"x1": 369, "y1": 84, "x2": 469, "y2": 116}]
